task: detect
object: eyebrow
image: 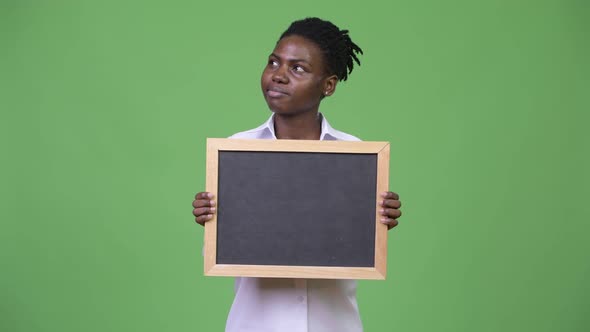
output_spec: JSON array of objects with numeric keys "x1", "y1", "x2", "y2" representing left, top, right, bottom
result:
[{"x1": 269, "y1": 53, "x2": 312, "y2": 66}]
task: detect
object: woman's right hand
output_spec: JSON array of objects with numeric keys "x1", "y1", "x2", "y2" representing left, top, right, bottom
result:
[{"x1": 192, "y1": 192, "x2": 216, "y2": 226}]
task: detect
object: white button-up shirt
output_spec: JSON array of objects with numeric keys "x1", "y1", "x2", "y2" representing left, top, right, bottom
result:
[{"x1": 224, "y1": 113, "x2": 364, "y2": 332}]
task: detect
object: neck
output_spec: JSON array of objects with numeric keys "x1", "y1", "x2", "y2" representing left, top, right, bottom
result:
[{"x1": 273, "y1": 111, "x2": 322, "y2": 140}]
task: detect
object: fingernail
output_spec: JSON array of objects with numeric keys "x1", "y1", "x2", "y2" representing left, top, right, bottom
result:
[
  {"x1": 379, "y1": 208, "x2": 384, "y2": 213},
  {"x1": 210, "y1": 200, "x2": 216, "y2": 206},
  {"x1": 378, "y1": 200, "x2": 384, "y2": 206},
  {"x1": 208, "y1": 193, "x2": 214, "y2": 198},
  {"x1": 380, "y1": 192, "x2": 387, "y2": 198},
  {"x1": 210, "y1": 207, "x2": 216, "y2": 213},
  {"x1": 380, "y1": 218, "x2": 389, "y2": 223},
  {"x1": 207, "y1": 214, "x2": 213, "y2": 219}
]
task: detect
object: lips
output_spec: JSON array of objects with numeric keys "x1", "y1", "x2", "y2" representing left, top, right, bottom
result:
[{"x1": 266, "y1": 86, "x2": 289, "y2": 98}]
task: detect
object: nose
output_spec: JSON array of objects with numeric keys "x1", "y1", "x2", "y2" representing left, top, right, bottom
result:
[{"x1": 272, "y1": 65, "x2": 288, "y2": 84}]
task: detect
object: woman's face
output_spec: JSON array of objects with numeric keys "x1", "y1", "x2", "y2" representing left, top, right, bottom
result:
[{"x1": 261, "y1": 35, "x2": 336, "y2": 116}]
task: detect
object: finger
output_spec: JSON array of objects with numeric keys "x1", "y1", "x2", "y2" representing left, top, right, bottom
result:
[
  {"x1": 380, "y1": 208, "x2": 402, "y2": 219},
  {"x1": 380, "y1": 217, "x2": 399, "y2": 230},
  {"x1": 388, "y1": 220, "x2": 399, "y2": 230},
  {"x1": 195, "y1": 214, "x2": 214, "y2": 226},
  {"x1": 380, "y1": 199, "x2": 401, "y2": 209},
  {"x1": 193, "y1": 207, "x2": 216, "y2": 217},
  {"x1": 380, "y1": 192, "x2": 399, "y2": 200},
  {"x1": 192, "y1": 199, "x2": 216, "y2": 208},
  {"x1": 195, "y1": 192, "x2": 214, "y2": 200}
]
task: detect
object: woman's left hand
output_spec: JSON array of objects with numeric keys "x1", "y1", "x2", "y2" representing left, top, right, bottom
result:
[{"x1": 379, "y1": 191, "x2": 402, "y2": 230}]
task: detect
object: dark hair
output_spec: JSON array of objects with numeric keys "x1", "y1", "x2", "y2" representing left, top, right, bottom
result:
[{"x1": 279, "y1": 17, "x2": 363, "y2": 82}]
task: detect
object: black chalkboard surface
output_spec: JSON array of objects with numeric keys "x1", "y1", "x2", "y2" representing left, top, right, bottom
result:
[{"x1": 204, "y1": 139, "x2": 390, "y2": 279}]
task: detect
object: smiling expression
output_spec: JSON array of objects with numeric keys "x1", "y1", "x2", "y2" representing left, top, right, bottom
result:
[{"x1": 261, "y1": 35, "x2": 337, "y2": 116}]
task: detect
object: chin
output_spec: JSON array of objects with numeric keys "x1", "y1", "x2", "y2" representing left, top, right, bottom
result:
[
  {"x1": 268, "y1": 106, "x2": 297, "y2": 116},
  {"x1": 266, "y1": 102, "x2": 291, "y2": 115},
  {"x1": 265, "y1": 100, "x2": 313, "y2": 117}
]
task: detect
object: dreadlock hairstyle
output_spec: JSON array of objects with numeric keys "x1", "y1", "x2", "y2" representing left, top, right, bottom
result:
[{"x1": 279, "y1": 17, "x2": 363, "y2": 82}]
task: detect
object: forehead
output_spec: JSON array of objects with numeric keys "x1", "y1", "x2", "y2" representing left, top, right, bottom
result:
[{"x1": 272, "y1": 35, "x2": 325, "y2": 65}]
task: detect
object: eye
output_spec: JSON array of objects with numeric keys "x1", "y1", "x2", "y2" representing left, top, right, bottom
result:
[
  {"x1": 268, "y1": 59, "x2": 279, "y2": 68},
  {"x1": 293, "y1": 65, "x2": 306, "y2": 73}
]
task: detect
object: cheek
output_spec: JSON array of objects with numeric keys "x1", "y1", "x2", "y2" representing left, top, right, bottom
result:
[
  {"x1": 261, "y1": 68, "x2": 271, "y2": 83},
  {"x1": 260, "y1": 71, "x2": 267, "y2": 85},
  {"x1": 298, "y1": 83, "x2": 323, "y2": 101}
]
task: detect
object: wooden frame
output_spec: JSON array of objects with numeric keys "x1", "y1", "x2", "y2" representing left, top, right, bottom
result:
[{"x1": 204, "y1": 138, "x2": 390, "y2": 280}]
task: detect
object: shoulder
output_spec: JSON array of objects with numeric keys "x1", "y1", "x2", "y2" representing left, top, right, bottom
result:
[
  {"x1": 228, "y1": 122, "x2": 272, "y2": 139},
  {"x1": 330, "y1": 128, "x2": 362, "y2": 142},
  {"x1": 324, "y1": 126, "x2": 362, "y2": 141},
  {"x1": 321, "y1": 113, "x2": 362, "y2": 141}
]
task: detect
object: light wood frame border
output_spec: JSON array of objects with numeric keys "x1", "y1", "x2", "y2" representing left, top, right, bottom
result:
[{"x1": 204, "y1": 138, "x2": 390, "y2": 280}]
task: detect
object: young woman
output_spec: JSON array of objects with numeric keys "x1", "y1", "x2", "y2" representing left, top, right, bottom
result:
[{"x1": 192, "y1": 17, "x2": 402, "y2": 332}]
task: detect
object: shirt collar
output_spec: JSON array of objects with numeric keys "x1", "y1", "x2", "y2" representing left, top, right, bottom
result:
[{"x1": 261, "y1": 113, "x2": 341, "y2": 141}]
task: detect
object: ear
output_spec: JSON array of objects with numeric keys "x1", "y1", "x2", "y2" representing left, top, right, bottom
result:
[{"x1": 322, "y1": 75, "x2": 339, "y2": 97}]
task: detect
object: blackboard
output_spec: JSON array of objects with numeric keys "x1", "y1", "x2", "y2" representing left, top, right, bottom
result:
[{"x1": 204, "y1": 138, "x2": 390, "y2": 279}]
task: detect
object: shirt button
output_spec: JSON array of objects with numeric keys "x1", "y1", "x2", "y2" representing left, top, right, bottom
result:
[{"x1": 297, "y1": 296, "x2": 305, "y2": 302}]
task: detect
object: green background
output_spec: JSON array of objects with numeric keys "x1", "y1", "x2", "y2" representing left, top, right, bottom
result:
[{"x1": 1, "y1": 0, "x2": 588, "y2": 331}]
